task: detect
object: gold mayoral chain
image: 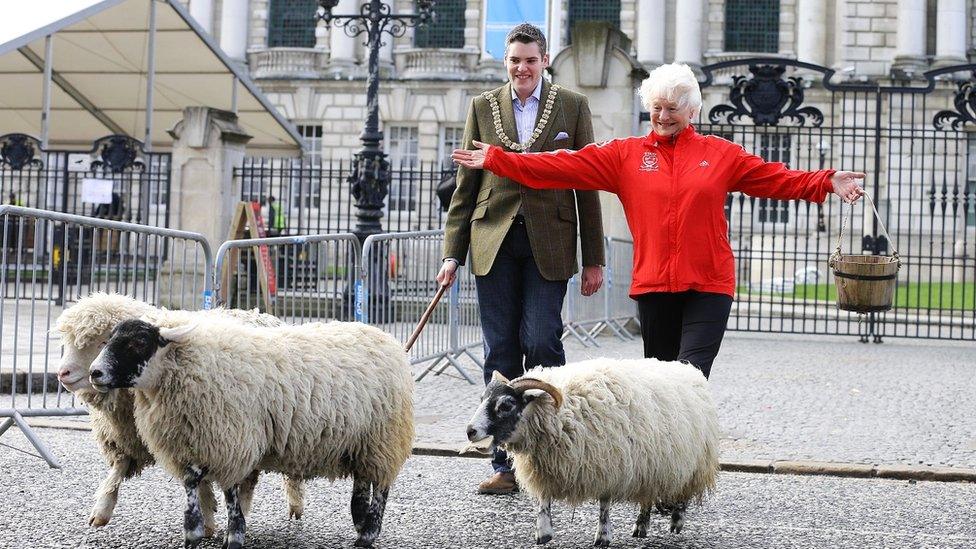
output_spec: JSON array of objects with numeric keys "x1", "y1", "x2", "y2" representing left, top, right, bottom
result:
[{"x1": 484, "y1": 84, "x2": 561, "y2": 152}]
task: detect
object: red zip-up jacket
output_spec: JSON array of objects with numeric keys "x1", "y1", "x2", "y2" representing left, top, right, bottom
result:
[{"x1": 483, "y1": 125, "x2": 836, "y2": 297}]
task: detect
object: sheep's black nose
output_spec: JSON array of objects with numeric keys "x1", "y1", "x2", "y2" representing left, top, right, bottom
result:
[
  {"x1": 90, "y1": 369, "x2": 104, "y2": 379},
  {"x1": 466, "y1": 426, "x2": 477, "y2": 441}
]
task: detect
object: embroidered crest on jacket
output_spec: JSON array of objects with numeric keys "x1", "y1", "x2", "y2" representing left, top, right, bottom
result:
[{"x1": 639, "y1": 152, "x2": 659, "y2": 172}]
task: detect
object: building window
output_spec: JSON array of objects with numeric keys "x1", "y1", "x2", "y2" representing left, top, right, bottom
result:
[
  {"x1": 414, "y1": 0, "x2": 465, "y2": 48},
  {"x1": 725, "y1": 0, "x2": 780, "y2": 53},
  {"x1": 268, "y1": 0, "x2": 317, "y2": 48},
  {"x1": 290, "y1": 125, "x2": 322, "y2": 208},
  {"x1": 756, "y1": 133, "x2": 791, "y2": 223},
  {"x1": 567, "y1": 0, "x2": 621, "y2": 43},
  {"x1": 440, "y1": 126, "x2": 464, "y2": 169},
  {"x1": 385, "y1": 126, "x2": 419, "y2": 211},
  {"x1": 297, "y1": 124, "x2": 323, "y2": 163}
]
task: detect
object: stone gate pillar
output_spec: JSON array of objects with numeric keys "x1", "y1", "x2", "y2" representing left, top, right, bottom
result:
[
  {"x1": 159, "y1": 107, "x2": 252, "y2": 309},
  {"x1": 550, "y1": 23, "x2": 649, "y2": 241}
]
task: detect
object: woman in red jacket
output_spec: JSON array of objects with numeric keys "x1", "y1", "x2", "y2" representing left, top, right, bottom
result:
[{"x1": 452, "y1": 63, "x2": 865, "y2": 379}]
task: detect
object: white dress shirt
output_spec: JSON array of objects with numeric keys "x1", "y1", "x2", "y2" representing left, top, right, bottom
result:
[{"x1": 512, "y1": 78, "x2": 543, "y2": 145}]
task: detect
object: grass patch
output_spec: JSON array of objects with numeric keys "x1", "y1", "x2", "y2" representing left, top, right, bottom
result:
[{"x1": 739, "y1": 282, "x2": 975, "y2": 310}]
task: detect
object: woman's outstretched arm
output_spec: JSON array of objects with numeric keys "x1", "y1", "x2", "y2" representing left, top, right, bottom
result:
[{"x1": 452, "y1": 140, "x2": 623, "y2": 194}]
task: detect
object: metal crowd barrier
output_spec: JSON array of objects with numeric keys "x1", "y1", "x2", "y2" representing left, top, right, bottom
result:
[
  {"x1": 603, "y1": 237, "x2": 639, "y2": 339},
  {"x1": 0, "y1": 205, "x2": 212, "y2": 468},
  {"x1": 360, "y1": 230, "x2": 482, "y2": 384},
  {"x1": 562, "y1": 236, "x2": 638, "y2": 346},
  {"x1": 213, "y1": 233, "x2": 361, "y2": 323}
]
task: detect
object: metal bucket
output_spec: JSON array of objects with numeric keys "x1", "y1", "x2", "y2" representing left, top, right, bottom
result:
[
  {"x1": 829, "y1": 253, "x2": 899, "y2": 312},
  {"x1": 828, "y1": 194, "x2": 901, "y2": 313}
]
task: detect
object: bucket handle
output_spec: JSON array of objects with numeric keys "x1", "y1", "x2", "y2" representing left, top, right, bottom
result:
[{"x1": 828, "y1": 193, "x2": 901, "y2": 270}]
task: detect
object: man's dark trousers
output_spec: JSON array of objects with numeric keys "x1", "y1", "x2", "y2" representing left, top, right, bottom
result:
[{"x1": 474, "y1": 218, "x2": 568, "y2": 474}]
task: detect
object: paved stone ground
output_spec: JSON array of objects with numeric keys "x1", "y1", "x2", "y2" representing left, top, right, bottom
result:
[
  {"x1": 413, "y1": 331, "x2": 976, "y2": 469},
  {"x1": 1, "y1": 429, "x2": 974, "y2": 549}
]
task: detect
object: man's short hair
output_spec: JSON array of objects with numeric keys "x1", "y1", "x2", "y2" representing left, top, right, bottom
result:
[{"x1": 505, "y1": 23, "x2": 547, "y2": 57}]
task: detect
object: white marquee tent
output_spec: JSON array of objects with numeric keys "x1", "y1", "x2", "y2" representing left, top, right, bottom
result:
[{"x1": 0, "y1": 0, "x2": 303, "y2": 152}]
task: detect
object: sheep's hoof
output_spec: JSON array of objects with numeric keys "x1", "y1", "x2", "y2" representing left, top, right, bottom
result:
[
  {"x1": 88, "y1": 514, "x2": 110, "y2": 528},
  {"x1": 289, "y1": 506, "x2": 304, "y2": 520},
  {"x1": 669, "y1": 519, "x2": 683, "y2": 534},
  {"x1": 184, "y1": 538, "x2": 202, "y2": 549},
  {"x1": 593, "y1": 538, "x2": 611, "y2": 547},
  {"x1": 631, "y1": 524, "x2": 647, "y2": 538},
  {"x1": 353, "y1": 536, "x2": 375, "y2": 548},
  {"x1": 535, "y1": 533, "x2": 553, "y2": 545}
]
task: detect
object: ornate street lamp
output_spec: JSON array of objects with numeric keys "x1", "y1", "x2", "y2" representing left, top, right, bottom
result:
[{"x1": 317, "y1": 0, "x2": 436, "y2": 241}]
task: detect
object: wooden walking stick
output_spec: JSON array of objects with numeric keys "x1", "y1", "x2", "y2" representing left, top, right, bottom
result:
[{"x1": 404, "y1": 283, "x2": 449, "y2": 352}]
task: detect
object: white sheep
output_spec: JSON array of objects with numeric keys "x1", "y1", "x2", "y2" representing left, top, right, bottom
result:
[
  {"x1": 88, "y1": 314, "x2": 415, "y2": 549},
  {"x1": 466, "y1": 358, "x2": 720, "y2": 546},
  {"x1": 54, "y1": 292, "x2": 305, "y2": 534}
]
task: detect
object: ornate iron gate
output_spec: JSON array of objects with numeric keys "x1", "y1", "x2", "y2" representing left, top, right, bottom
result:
[
  {"x1": 678, "y1": 58, "x2": 976, "y2": 342},
  {"x1": 1, "y1": 134, "x2": 173, "y2": 302},
  {"x1": 0, "y1": 134, "x2": 171, "y2": 227}
]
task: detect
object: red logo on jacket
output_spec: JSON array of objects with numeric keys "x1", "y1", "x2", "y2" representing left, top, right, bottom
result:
[{"x1": 639, "y1": 152, "x2": 659, "y2": 172}]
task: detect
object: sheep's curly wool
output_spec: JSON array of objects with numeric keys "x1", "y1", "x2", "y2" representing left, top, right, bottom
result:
[
  {"x1": 133, "y1": 316, "x2": 415, "y2": 491},
  {"x1": 55, "y1": 292, "x2": 282, "y2": 473},
  {"x1": 506, "y1": 358, "x2": 719, "y2": 507}
]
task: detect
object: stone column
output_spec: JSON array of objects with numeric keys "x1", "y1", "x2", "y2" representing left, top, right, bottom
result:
[
  {"x1": 891, "y1": 0, "x2": 927, "y2": 78},
  {"x1": 163, "y1": 107, "x2": 252, "y2": 308},
  {"x1": 328, "y1": 0, "x2": 359, "y2": 71},
  {"x1": 636, "y1": 0, "x2": 665, "y2": 67},
  {"x1": 189, "y1": 0, "x2": 214, "y2": 35},
  {"x1": 934, "y1": 0, "x2": 967, "y2": 68},
  {"x1": 218, "y1": 0, "x2": 249, "y2": 60},
  {"x1": 796, "y1": 0, "x2": 827, "y2": 65},
  {"x1": 673, "y1": 0, "x2": 703, "y2": 67},
  {"x1": 549, "y1": 0, "x2": 565, "y2": 59}
]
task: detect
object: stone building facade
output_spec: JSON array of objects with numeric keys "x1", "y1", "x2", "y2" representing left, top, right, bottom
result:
[{"x1": 181, "y1": 0, "x2": 976, "y2": 164}]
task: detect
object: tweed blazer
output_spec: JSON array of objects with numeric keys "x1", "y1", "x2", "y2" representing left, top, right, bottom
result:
[{"x1": 443, "y1": 80, "x2": 605, "y2": 280}]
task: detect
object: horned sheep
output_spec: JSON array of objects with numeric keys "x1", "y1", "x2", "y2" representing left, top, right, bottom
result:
[
  {"x1": 88, "y1": 314, "x2": 415, "y2": 549},
  {"x1": 465, "y1": 358, "x2": 720, "y2": 546},
  {"x1": 54, "y1": 292, "x2": 304, "y2": 534}
]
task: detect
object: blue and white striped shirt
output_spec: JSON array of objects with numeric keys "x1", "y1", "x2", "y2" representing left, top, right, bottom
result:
[{"x1": 511, "y1": 79, "x2": 543, "y2": 145}]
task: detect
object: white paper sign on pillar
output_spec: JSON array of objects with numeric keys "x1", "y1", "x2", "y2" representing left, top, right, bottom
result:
[{"x1": 81, "y1": 178, "x2": 114, "y2": 204}]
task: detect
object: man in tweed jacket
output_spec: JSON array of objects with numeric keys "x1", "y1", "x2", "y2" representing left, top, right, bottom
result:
[{"x1": 436, "y1": 24, "x2": 605, "y2": 494}]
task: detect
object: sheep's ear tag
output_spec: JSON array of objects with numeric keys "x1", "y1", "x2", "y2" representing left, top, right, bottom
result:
[
  {"x1": 491, "y1": 371, "x2": 510, "y2": 384},
  {"x1": 158, "y1": 324, "x2": 196, "y2": 344}
]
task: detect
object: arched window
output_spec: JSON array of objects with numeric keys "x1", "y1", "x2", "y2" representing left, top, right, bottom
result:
[
  {"x1": 567, "y1": 0, "x2": 621, "y2": 43},
  {"x1": 724, "y1": 0, "x2": 780, "y2": 52},
  {"x1": 414, "y1": 0, "x2": 465, "y2": 48},
  {"x1": 268, "y1": 0, "x2": 317, "y2": 48}
]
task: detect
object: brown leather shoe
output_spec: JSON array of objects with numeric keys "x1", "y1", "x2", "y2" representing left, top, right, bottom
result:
[{"x1": 478, "y1": 472, "x2": 518, "y2": 495}]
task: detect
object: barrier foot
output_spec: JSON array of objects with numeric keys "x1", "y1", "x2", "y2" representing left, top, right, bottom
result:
[
  {"x1": 563, "y1": 323, "x2": 600, "y2": 347},
  {"x1": 586, "y1": 321, "x2": 608, "y2": 339},
  {"x1": 605, "y1": 319, "x2": 635, "y2": 341},
  {"x1": 1, "y1": 412, "x2": 61, "y2": 469},
  {"x1": 461, "y1": 348, "x2": 485, "y2": 369},
  {"x1": 444, "y1": 355, "x2": 476, "y2": 385},
  {"x1": 414, "y1": 357, "x2": 446, "y2": 382}
]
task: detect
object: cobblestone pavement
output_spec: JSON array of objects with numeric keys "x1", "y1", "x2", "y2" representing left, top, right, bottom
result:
[
  {"x1": 1, "y1": 429, "x2": 974, "y2": 549},
  {"x1": 412, "y1": 331, "x2": 976, "y2": 469}
]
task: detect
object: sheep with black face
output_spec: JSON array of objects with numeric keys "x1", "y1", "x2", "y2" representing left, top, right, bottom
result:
[
  {"x1": 54, "y1": 292, "x2": 304, "y2": 533},
  {"x1": 90, "y1": 315, "x2": 414, "y2": 549},
  {"x1": 466, "y1": 358, "x2": 720, "y2": 547}
]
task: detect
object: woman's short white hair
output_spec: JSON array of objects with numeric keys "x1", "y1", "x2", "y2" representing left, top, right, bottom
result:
[{"x1": 638, "y1": 63, "x2": 703, "y2": 115}]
